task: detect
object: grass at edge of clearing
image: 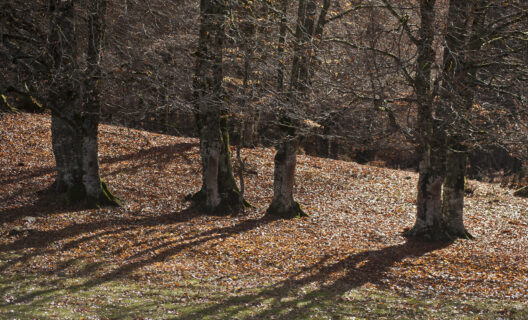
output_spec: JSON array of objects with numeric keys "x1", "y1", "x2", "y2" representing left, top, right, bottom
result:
[{"x1": 0, "y1": 271, "x2": 527, "y2": 320}]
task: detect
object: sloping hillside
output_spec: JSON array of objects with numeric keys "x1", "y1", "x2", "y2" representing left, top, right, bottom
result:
[{"x1": 1, "y1": 113, "x2": 527, "y2": 318}]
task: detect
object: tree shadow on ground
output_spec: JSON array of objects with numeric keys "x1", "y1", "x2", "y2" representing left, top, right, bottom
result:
[
  {"x1": 0, "y1": 142, "x2": 196, "y2": 224},
  {"x1": 0, "y1": 206, "x2": 202, "y2": 271},
  {"x1": 0, "y1": 142, "x2": 195, "y2": 186},
  {"x1": 176, "y1": 239, "x2": 452, "y2": 319},
  {"x1": 0, "y1": 166, "x2": 55, "y2": 187},
  {"x1": 1, "y1": 212, "x2": 277, "y2": 308},
  {"x1": 101, "y1": 142, "x2": 196, "y2": 177}
]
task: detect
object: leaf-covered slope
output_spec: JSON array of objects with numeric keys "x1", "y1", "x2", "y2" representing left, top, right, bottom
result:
[{"x1": 1, "y1": 113, "x2": 527, "y2": 302}]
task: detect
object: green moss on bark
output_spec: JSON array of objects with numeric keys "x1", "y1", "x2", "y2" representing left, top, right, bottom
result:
[
  {"x1": 40, "y1": 179, "x2": 121, "y2": 209},
  {"x1": 99, "y1": 180, "x2": 122, "y2": 207},
  {"x1": 266, "y1": 201, "x2": 308, "y2": 219}
]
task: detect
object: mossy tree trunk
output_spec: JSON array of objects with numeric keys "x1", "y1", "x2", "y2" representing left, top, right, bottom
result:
[
  {"x1": 192, "y1": 0, "x2": 246, "y2": 215},
  {"x1": 46, "y1": 0, "x2": 119, "y2": 208}
]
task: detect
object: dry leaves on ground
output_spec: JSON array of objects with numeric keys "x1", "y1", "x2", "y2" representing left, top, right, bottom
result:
[{"x1": 1, "y1": 113, "x2": 527, "y2": 302}]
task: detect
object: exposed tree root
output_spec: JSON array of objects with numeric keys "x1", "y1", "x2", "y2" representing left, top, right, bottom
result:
[{"x1": 94, "y1": 180, "x2": 122, "y2": 208}]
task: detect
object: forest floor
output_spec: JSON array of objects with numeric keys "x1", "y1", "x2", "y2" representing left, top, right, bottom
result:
[{"x1": 1, "y1": 113, "x2": 527, "y2": 319}]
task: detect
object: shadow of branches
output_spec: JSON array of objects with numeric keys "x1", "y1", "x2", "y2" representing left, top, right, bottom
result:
[{"x1": 176, "y1": 240, "x2": 452, "y2": 319}]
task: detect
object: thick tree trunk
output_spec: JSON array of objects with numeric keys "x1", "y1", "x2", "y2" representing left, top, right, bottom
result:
[
  {"x1": 437, "y1": 0, "x2": 485, "y2": 239},
  {"x1": 404, "y1": 0, "x2": 450, "y2": 240},
  {"x1": 46, "y1": 0, "x2": 119, "y2": 207},
  {"x1": 218, "y1": 116, "x2": 246, "y2": 207},
  {"x1": 191, "y1": 0, "x2": 246, "y2": 214},
  {"x1": 50, "y1": 113, "x2": 69, "y2": 193},
  {"x1": 200, "y1": 115, "x2": 222, "y2": 211},
  {"x1": 47, "y1": 0, "x2": 84, "y2": 200},
  {"x1": 49, "y1": 107, "x2": 84, "y2": 199},
  {"x1": 442, "y1": 139, "x2": 473, "y2": 239},
  {"x1": 267, "y1": 0, "x2": 327, "y2": 219},
  {"x1": 405, "y1": 141, "x2": 446, "y2": 240},
  {"x1": 82, "y1": 0, "x2": 120, "y2": 207},
  {"x1": 83, "y1": 0, "x2": 104, "y2": 203},
  {"x1": 267, "y1": 136, "x2": 306, "y2": 218}
]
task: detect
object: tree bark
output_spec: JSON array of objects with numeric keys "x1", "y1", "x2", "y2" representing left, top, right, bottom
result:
[
  {"x1": 406, "y1": 137, "x2": 447, "y2": 240},
  {"x1": 46, "y1": 0, "x2": 119, "y2": 207},
  {"x1": 267, "y1": 0, "x2": 321, "y2": 218},
  {"x1": 404, "y1": 0, "x2": 447, "y2": 239},
  {"x1": 442, "y1": 138, "x2": 473, "y2": 239},
  {"x1": 47, "y1": 0, "x2": 84, "y2": 199},
  {"x1": 200, "y1": 114, "x2": 222, "y2": 211},
  {"x1": 191, "y1": 0, "x2": 246, "y2": 214},
  {"x1": 267, "y1": 0, "x2": 330, "y2": 219},
  {"x1": 438, "y1": 0, "x2": 486, "y2": 239},
  {"x1": 83, "y1": 0, "x2": 107, "y2": 205},
  {"x1": 267, "y1": 134, "x2": 307, "y2": 218}
]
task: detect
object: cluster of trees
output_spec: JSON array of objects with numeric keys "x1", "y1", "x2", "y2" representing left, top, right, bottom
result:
[{"x1": 1, "y1": 0, "x2": 526, "y2": 241}]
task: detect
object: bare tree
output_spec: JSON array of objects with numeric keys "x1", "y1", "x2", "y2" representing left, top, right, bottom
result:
[
  {"x1": 190, "y1": 0, "x2": 248, "y2": 214},
  {"x1": 266, "y1": 0, "x2": 330, "y2": 218},
  {"x1": 46, "y1": 0, "x2": 120, "y2": 207}
]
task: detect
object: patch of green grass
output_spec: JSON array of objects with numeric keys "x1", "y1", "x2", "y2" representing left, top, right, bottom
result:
[{"x1": 0, "y1": 271, "x2": 527, "y2": 319}]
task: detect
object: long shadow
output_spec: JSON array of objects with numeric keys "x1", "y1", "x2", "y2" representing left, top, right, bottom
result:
[
  {"x1": 176, "y1": 239, "x2": 452, "y2": 319},
  {"x1": 0, "y1": 206, "x2": 201, "y2": 273},
  {"x1": 0, "y1": 166, "x2": 55, "y2": 186},
  {"x1": 0, "y1": 191, "x2": 79, "y2": 224},
  {"x1": 0, "y1": 142, "x2": 197, "y2": 224},
  {"x1": 5, "y1": 214, "x2": 277, "y2": 305},
  {"x1": 0, "y1": 142, "x2": 196, "y2": 186},
  {"x1": 101, "y1": 142, "x2": 196, "y2": 177}
]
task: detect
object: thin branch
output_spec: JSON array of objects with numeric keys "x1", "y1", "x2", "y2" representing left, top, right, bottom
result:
[
  {"x1": 380, "y1": 0, "x2": 420, "y2": 45},
  {"x1": 323, "y1": 37, "x2": 415, "y2": 85}
]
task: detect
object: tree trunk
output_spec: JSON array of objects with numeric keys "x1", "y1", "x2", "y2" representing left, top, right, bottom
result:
[
  {"x1": 50, "y1": 113, "x2": 69, "y2": 193},
  {"x1": 47, "y1": 0, "x2": 84, "y2": 200},
  {"x1": 404, "y1": 0, "x2": 445, "y2": 240},
  {"x1": 83, "y1": 0, "x2": 105, "y2": 205},
  {"x1": 442, "y1": 139, "x2": 473, "y2": 239},
  {"x1": 46, "y1": 0, "x2": 119, "y2": 207},
  {"x1": 267, "y1": 136, "x2": 306, "y2": 218},
  {"x1": 267, "y1": 0, "x2": 329, "y2": 219},
  {"x1": 200, "y1": 113, "x2": 222, "y2": 211},
  {"x1": 437, "y1": 0, "x2": 485, "y2": 239},
  {"x1": 191, "y1": 0, "x2": 246, "y2": 214},
  {"x1": 405, "y1": 140, "x2": 446, "y2": 240}
]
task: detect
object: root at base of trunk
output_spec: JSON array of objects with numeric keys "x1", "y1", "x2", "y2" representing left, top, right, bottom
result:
[
  {"x1": 185, "y1": 188, "x2": 251, "y2": 216},
  {"x1": 88, "y1": 181, "x2": 122, "y2": 208},
  {"x1": 39, "y1": 179, "x2": 121, "y2": 208},
  {"x1": 402, "y1": 224, "x2": 473, "y2": 242},
  {"x1": 266, "y1": 200, "x2": 308, "y2": 219}
]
